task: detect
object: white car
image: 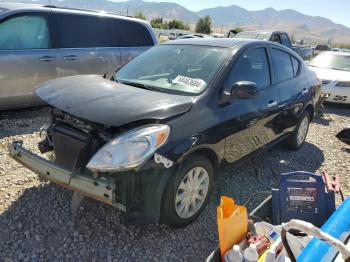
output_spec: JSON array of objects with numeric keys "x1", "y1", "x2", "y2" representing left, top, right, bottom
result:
[{"x1": 309, "y1": 51, "x2": 350, "y2": 104}]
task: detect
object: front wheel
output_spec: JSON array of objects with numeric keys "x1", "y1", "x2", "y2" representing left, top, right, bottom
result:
[
  {"x1": 160, "y1": 154, "x2": 214, "y2": 228},
  {"x1": 284, "y1": 111, "x2": 310, "y2": 150}
]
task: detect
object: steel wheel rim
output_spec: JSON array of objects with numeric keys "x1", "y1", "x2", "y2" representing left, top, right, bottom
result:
[
  {"x1": 175, "y1": 166, "x2": 210, "y2": 219},
  {"x1": 297, "y1": 116, "x2": 309, "y2": 145}
]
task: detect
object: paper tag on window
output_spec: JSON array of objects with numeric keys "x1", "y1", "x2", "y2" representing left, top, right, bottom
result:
[{"x1": 173, "y1": 75, "x2": 206, "y2": 90}]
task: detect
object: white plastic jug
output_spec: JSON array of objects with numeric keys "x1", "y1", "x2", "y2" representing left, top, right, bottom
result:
[
  {"x1": 224, "y1": 245, "x2": 243, "y2": 262},
  {"x1": 243, "y1": 243, "x2": 259, "y2": 262}
]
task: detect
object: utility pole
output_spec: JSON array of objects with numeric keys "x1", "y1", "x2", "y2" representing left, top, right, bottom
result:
[{"x1": 126, "y1": 5, "x2": 129, "y2": 16}]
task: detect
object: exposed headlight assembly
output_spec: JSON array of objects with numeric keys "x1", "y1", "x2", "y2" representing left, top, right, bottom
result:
[
  {"x1": 336, "y1": 81, "x2": 350, "y2": 87},
  {"x1": 87, "y1": 125, "x2": 170, "y2": 172}
]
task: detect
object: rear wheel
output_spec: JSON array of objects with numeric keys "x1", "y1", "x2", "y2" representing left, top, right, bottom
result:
[
  {"x1": 160, "y1": 154, "x2": 214, "y2": 228},
  {"x1": 284, "y1": 111, "x2": 310, "y2": 150}
]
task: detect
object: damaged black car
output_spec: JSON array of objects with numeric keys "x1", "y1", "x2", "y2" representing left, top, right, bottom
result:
[{"x1": 9, "y1": 38, "x2": 321, "y2": 227}]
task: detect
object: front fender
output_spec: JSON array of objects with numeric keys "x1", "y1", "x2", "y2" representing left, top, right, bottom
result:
[
  {"x1": 161, "y1": 135, "x2": 225, "y2": 166},
  {"x1": 141, "y1": 165, "x2": 178, "y2": 221}
]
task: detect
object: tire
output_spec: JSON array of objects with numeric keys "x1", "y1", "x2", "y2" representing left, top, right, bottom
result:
[
  {"x1": 160, "y1": 154, "x2": 214, "y2": 228},
  {"x1": 284, "y1": 111, "x2": 310, "y2": 150}
]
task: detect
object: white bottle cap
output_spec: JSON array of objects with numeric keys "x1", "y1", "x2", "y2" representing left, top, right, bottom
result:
[{"x1": 233, "y1": 245, "x2": 240, "y2": 252}]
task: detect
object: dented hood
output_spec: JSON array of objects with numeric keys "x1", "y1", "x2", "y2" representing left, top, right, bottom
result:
[{"x1": 35, "y1": 75, "x2": 194, "y2": 126}]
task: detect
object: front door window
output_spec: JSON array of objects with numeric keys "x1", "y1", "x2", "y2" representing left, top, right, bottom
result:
[
  {"x1": 229, "y1": 47, "x2": 271, "y2": 89},
  {"x1": 0, "y1": 15, "x2": 49, "y2": 50}
]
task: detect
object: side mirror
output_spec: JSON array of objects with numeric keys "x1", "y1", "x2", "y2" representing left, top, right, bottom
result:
[{"x1": 231, "y1": 81, "x2": 259, "y2": 99}]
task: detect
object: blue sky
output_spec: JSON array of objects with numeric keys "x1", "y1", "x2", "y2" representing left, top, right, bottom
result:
[{"x1": 133, "y1": 0, "x2": 350, "y2": 27}]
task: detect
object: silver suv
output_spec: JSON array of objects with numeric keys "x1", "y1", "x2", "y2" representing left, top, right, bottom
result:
[{"x1": 0, "y1": 3, "x2": 157, "y2": 110}]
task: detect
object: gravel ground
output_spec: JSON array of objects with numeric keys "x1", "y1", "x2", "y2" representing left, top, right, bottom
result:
[{"x1": 0, "y1": 104, "x2": 349, "y2": 261}]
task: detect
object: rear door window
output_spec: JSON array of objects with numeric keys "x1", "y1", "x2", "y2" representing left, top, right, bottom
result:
[
  {"x1": 291, "y1": 56, "x2": 300, "y2": 76},
  {"x1": 271, "y1": 48, "x2": 294, "y2": 82},
  {"x1": 0, "y1": 15, "x2": 50, "y2": 49},
  {"x1": 109, "y1": 19, "x2": 154, "y2": 47},
  {"x1": 55, "y1": 14, "x2": 110, "y2": 48},
  {"x1": 229, "y1": 47, "x2": 271, "y2": 89}
]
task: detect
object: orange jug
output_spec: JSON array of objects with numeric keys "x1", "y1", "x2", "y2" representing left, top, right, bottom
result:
[{"x1": 217, "y1": 196, "x2": 248, "y2": 259}]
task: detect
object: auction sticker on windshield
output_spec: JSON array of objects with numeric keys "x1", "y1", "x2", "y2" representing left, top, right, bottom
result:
[{"x1": 173, "y1": 75, "x2": 206, "y2": 91}]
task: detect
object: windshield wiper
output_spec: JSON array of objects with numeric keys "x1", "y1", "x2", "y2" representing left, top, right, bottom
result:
[{"x1": 120, "y1": 80, "x2": 163, "y2": 92}]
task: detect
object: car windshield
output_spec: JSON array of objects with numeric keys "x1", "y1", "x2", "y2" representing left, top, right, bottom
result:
[
  {"x1": 115, "y1": 44, "x2": 231, "y2": 95},
  {"x1": 233, "y1": 32, "x2": 270, "y2": 40},
  {"x1": 309, "y1": 53, "x2": 350, "y2": 72}
]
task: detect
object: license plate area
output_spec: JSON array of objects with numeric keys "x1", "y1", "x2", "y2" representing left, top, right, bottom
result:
[{"x1": 52, "y1": 125, "x2": 92, "y2": 171}]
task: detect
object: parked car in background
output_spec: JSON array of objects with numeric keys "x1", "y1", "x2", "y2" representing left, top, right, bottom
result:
[
  {"x1": 230, "y1": 30, "x2": 313, "y2": 60},
  {"x1": 0, "y1": 3, "x2": 157, "y2": 110},
  {"x1": 176, "y1": 34, "x2": 207, "y2": 39},
  {"x1": 309, "y1": 51, "x2": 350, "y2": 104},
  {"x1": 10, "y1": 38, "x2": 321, "y2": 227},
  {"x1": 313, "y1": 45, "x2": 331, "y2": 56}
]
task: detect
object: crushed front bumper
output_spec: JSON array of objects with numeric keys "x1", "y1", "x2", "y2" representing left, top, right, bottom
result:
[{"x1": 8, "y1": 141, "x2": 122, "y2": 210}]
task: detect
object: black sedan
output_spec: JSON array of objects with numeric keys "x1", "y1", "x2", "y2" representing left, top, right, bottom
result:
[{"x1": 9, "y1": 38, "x2": 321, "y2": 227}]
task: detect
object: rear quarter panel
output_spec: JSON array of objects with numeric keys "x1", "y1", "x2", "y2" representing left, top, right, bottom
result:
[{"x1": 305, "y1": 66, "x2": 322, "y2": 110}]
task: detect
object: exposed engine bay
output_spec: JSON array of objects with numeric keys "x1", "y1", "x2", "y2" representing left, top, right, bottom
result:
[
  {"x1": 24, "y1": 108, "x2": 172, "y2": 218},
  {"x1": 38, "y1": 109, "x2": 117, "y2": 173}
]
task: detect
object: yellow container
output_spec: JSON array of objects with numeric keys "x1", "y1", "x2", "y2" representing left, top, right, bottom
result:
[{"x1": 217, "y1": 196, "x2": 248, "y2": 259}]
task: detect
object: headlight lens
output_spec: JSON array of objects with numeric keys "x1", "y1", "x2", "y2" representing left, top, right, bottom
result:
[
  {"x1": 336, "y1": 81, "x2": 350, "y2": 87},
  {"x1": 87, "y1": 125, "x2": 170, "y2": 172}
]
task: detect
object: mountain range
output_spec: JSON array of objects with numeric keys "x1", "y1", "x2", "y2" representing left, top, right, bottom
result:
[{"x1": 8, "y1": 0, "x2": 350, "y2": 44}]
